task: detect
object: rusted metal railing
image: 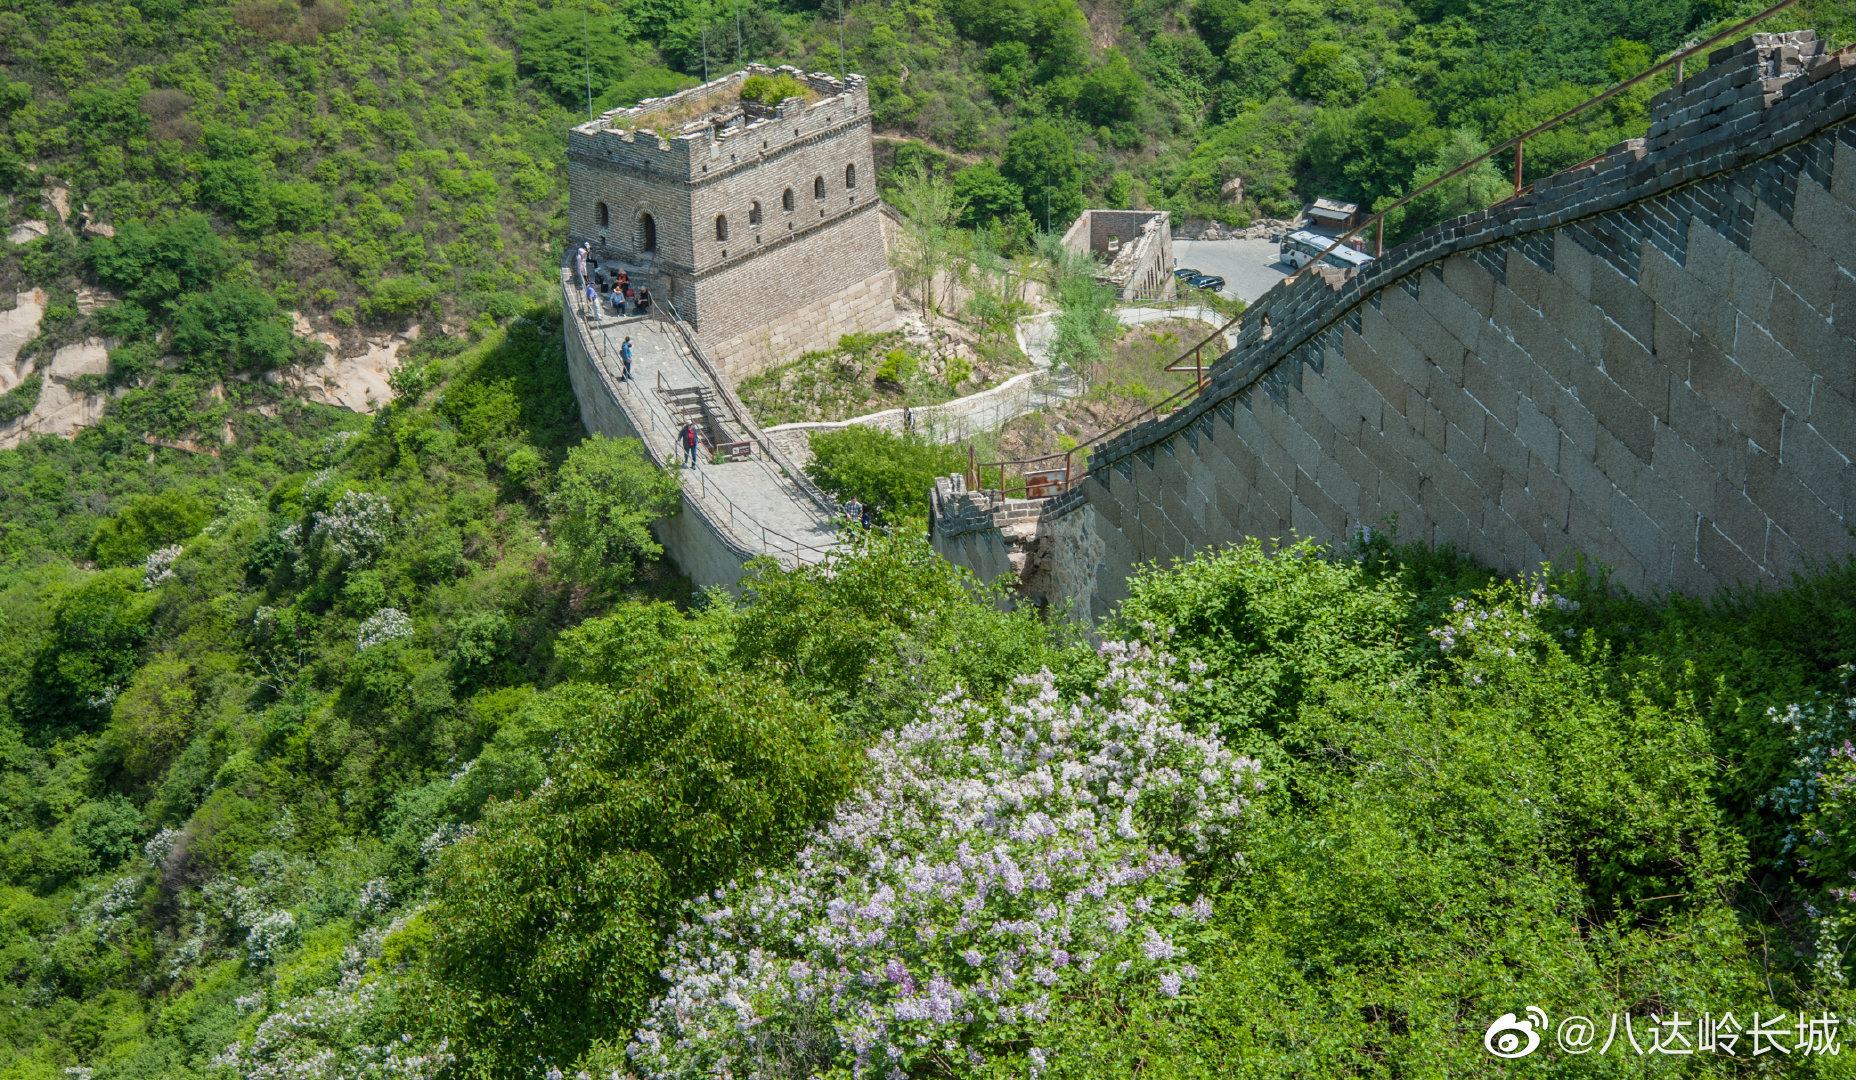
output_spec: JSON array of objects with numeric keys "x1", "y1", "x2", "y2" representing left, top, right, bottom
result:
[{"x1": 966, "y1": 0, "x2": 1812, "y2": 501}]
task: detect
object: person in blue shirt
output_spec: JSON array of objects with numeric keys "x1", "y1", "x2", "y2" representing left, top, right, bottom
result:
[{"x1": 620, "y1": 337, "x2": 632, "y2": 379}]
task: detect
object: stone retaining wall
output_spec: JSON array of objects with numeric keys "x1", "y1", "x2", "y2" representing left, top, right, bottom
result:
[{"x1": 938, "y1": 31, "x2": 1856, "y2": 619}]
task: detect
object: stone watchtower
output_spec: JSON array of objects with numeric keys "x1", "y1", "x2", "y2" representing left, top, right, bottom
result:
[{"x1": 567, "y1": 65, "x2": 897, "y2": 379}]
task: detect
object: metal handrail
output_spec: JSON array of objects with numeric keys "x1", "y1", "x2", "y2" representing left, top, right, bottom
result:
[
  {"x1": 561, "y1": 273, "x2": 841, "y2": 565},
  {"x1": 967, "y1": 0, "x2": 1811, "y2": 499}
]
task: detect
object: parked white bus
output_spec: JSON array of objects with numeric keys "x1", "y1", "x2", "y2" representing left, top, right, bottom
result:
[{"x1": 1279, "y1": 229, "x2": 1376, "y2": 272}]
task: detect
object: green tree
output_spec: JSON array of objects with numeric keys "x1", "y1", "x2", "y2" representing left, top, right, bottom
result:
[
  {"x1": 1381, "y1": 127, "x2": 1511, "y2": 244},
  {"x1": 951, "y1": 163, "x2": 1026, "y2": 230},
  {"x1": 1292, "y1": 40, "x2": 1367, "y2": 105},
  {"x1": 1002, "y1": 121, "x2": 1083, "y2": 231},
  {"x1": 546, "y1": 435, "x2": 681, "y2": 592},
  {"x1": 1219, "y1": 27, "x2": 1294, "y2": 111},
  {"x1": 88, "y1": 491, "x2": 211, "y2": 567},
  {"x1": 888, "y1": 161, "x2": 967, "y2": 321},
  {"x1": 23, "y1": 570, "x2": 154, "y2": 727},
  {"x1": 422, "y1": 658, "x2": 855, "y2": 1076},
  {"x1": 1192, "y1": 0, "x2": 1267, "y2": 55},
  {"x1": 1078, "y1": 48, "x2": 1143, "y2": 125},
  {"x1": 517, "y1": 8, "x2": 690, "y2": 111},
  {"x1": 1303, "y1": 84, "x2": 1445, "y2": 207},
  {"x1": 169, "y1": 283, "x2": 297, "y2": 374},
  {"x1": 88, "y1": 214, "x2": 233, "y2": 311},
  {"x1": 802, "y1": 426, "x2": 964, "y2": 524}
]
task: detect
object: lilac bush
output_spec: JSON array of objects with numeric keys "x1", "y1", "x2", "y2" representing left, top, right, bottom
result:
[
  {"x1": 357, "y1": 608, "x2": 414, "y2": 650},
  {"x1": 208, "y1": 974, "x2": 452, "y2": 1080},
  {"x1": 313, "y1": 490, "x2": 394, "y2": 565},
  {"x1": 627, "y1": 640, "x2": 1262, "y2": 1080}
]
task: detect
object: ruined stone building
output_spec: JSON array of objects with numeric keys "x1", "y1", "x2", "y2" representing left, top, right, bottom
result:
[
  {"x1": 566, "y1": 66, "x2": 896, "y2": 378},
  {"x1": 1060, "y1": 209, "x2": 1175, "y2": 301}
]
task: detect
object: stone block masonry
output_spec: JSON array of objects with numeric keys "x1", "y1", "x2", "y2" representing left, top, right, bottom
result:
[
  {"x1": 567, "y1": 64, "x2": 896, "y2": 381},
  {"x1": 936, "y1": 30, "x2": 1856, "y2": 618}
]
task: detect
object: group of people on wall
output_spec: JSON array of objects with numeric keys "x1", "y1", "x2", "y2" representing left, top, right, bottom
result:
[{"x1": 575, "y1": 241, "x2": 652, "y2": 317}]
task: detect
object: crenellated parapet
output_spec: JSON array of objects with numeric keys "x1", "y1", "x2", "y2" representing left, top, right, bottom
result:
[
  {"x1": 565, "y1": 64, "x2": 895, "y2": 378},
  {"x1": 567, "y1": 65, "x2": 871, "y2": 184}
]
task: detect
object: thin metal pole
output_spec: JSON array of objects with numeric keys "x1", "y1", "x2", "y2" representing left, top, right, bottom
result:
[
  {"x1": 582, "y1": 0, "x2": 594, "y2": 121},
  {"x1": 838, "y1": 0, "x2": 846, "y2": 83},
  {"x1": 736, "y1": 0, "x2": 742, "y2": 64},
  {"x1": 1513, "y1": 137, "x2": 1525, "y2": 196},
  {"x1": 1375, "y1": 216, "x2": 1384, "y2": 257}
]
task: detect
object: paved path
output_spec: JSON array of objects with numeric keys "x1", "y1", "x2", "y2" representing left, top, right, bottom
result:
[
  {"x1": 570, "y1": 292, "x2": 842, "y2": 568},
  {"x1": 1172, "y1": 238, "x2": 1291, "y2": 303}
]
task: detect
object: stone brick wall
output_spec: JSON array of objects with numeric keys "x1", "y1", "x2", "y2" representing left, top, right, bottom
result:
[
  {"x1": 567, "y1": 65, "x2": 895, "y2": 377},
  {"x1": 558, "y1": 290, "x2": 758, "y2": 590},
  {"x1": 1061, "y1": 210, "x2": 1176, "y2": 300},
  {"x1": 696, "y1": 221, "x2": 895, "y2": 378},
  {"x1": 941, "y1": 31, "x2": 1856, "y2": 618}
]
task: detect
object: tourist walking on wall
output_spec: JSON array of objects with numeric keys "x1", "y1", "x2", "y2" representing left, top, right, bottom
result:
[
  {"x1": 620, "y1": 337, "x2": 632, "y2": 379},
  {"x1": 575, "y1": 242, "x2": 588, "y2": 286},
  {"x1": 680, "y1": 421, "x2": 699, "y2": 467},
  {"x1": 843, "y1": 497, "x2": 863, "y2": 527}
]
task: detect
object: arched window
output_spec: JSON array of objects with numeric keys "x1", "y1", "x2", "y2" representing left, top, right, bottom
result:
[
  {"x1": 637, "y1": 213, "x2": 657, "y2": 252},
  {"x1": 749, "y1": 201, "x2": 762, "y2": 226},
  {"x1": 595, "y1": 201, "x2": 609, "y2": 227},
  {"x1": 845, "y1": 163, "x2": 856, "y2": 189},
  {"x1": 782, "y1": 188, "x2": 795, "y2": 212},
  {"x1": 715, "y1": 214, "x2": 729, "y2": 242},
  {"x1": 814, "y1": 175, "x2": 825, "y2": 200}
]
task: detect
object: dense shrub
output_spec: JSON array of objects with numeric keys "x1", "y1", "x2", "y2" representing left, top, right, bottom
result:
[{"x1": 802, "y1": 426, "x2": 964, "y2": 523}]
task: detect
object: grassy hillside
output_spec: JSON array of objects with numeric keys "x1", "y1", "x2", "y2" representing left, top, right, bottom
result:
[
  {"x1": 0, "y1": 0, "x2": 1846, "y2": 445},
  {"x1": 3, "y1": 1, "x2": 1856, "y2": 1077}
]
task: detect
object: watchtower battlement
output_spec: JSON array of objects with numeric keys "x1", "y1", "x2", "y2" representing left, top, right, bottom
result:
[
  {"x1": 566, "y1": 65, "x2": 895, "y2": 380},
  {"x1": 567, "y1": 66, "x2": 870, "y2": 181}
]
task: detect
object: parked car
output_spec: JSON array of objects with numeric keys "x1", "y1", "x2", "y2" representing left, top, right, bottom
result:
[
  {"x1": 1173, "y1": 267, "x2": 1201, "y2": 280},
  {"x1": 1187, "y1": 274, "x2": 1226, "y2": 291}
]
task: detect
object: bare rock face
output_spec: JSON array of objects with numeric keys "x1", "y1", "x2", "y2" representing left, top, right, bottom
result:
[
  {"x1": 279, "y1": 317, "x2": 419, "y2": 413},
  {"x1": 41, "y1": 185, "x2": 68, "y2": 223},
  {"x1": 7, "y1": 220, "x2": 47, "y2": 244},
  {"x1": 0, "y1": 331, "x2": 112, "y2": 450},
  {"x1": 0, "y1": 289, "x2": 45, "y2": 392},
  {"x1": 1220, "y1": 176, "x2": 1244, "y2": 205},
  {"x1": 47, "y1": 338, "x2": 108, "y2": 379}
]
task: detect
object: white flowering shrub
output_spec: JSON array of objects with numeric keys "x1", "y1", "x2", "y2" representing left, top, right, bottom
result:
[
  {"x1": 85, "y1": 875, "x2": 142, "y2": 940},
  {"x1": 143, "y1": 544, "x2": 184, "y2": 588},
  {"x1": 418, "y1": 822, "x2": 474, "y2": 862},
  {"x1": 209, "y1": 975, "x2": 452, "y2": 1080},
  {"x1": 246, "y1": 910, "x2": 298, "y2": 966},
  {"x1": 628, "y1": 640, "x2": 1261, "y2": 1079},
  {"x1": 145, "y1": 826, "x2": 180, "y2": 869},
  {"x1": 1425, "y1": 582, "x2": 1583, "y2": 690},
  {"x1": 358, "y1": 878, "x2": 394, "y2": 914},
  {"x1": 357, "y1": 608, "x2": 413, "y2": 650},
  {"x1": 302, "y1": 467, "x2": 338, "y2": 498},
  {"x1": 313, "y1": 428, "x2": 359, "y2": 465},
  {"x1": 313, "y1": 490, "x2": 393, "y2": 565}
]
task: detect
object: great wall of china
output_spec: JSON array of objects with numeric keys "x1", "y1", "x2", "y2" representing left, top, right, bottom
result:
[
  {"x1": 552, "y1": 33, "x2": 1856, "y2": 606},
  {"x1": 932, "y1": 31, "x2": 1856, "y2": 619}
]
